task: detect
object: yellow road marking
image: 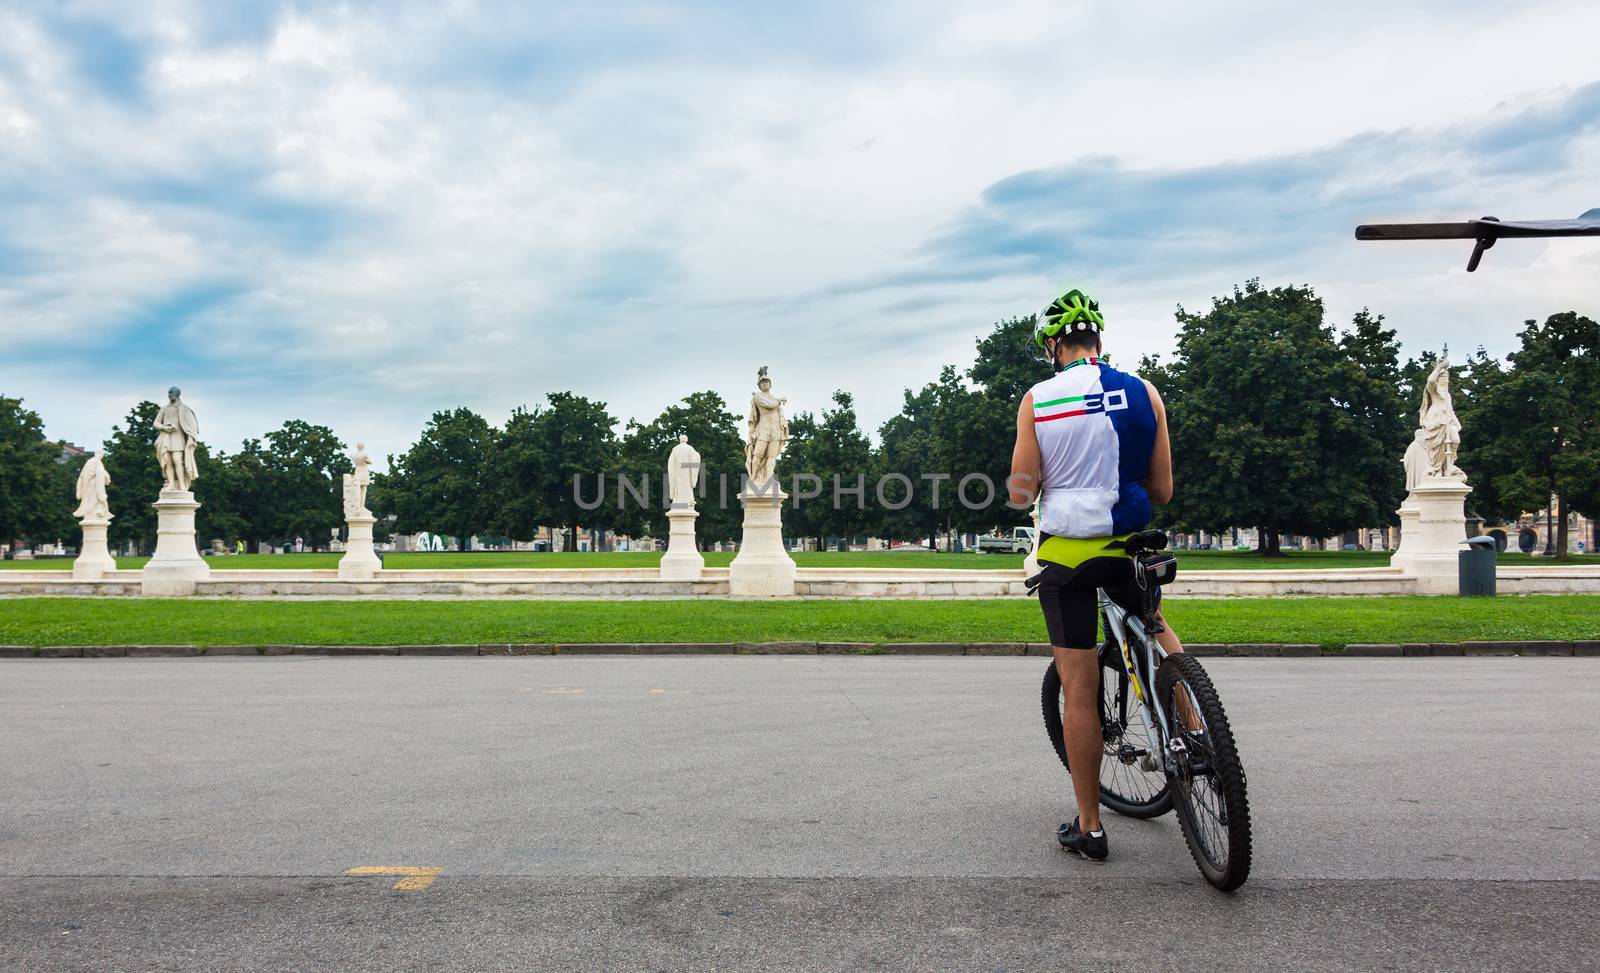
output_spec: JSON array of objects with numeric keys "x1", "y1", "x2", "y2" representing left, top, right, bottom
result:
[
  {"x1": 543, "y1": 688, "x2": 584, "y2": 694},
  {"x1": 345, "y1": 866, "x2": 443, "y2": 891},
  {"x1": 648, "y1": 688, "x2": 687, "y2": 695}
]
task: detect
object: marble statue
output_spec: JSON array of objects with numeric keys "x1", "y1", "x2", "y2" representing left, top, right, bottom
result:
[
  {"x1": 745, "y1": 366, "x2": 789, "y2": 486},
  {"x1": 1419, "y1": 359, "x2": 1464, "y2": 479},
  {"x1": 71, "y1": 450, "x2": 117, "y2": 579},
  {"x1": 667, "y1": 434, "x2": 702, "y2": 508},
  {"x1": 337, "y1": 442, "x2": 381, "y2": 578},
  {"x1": 1391, "y1": 356, "x2": 1473, "y2": 592},
  {"x1": 73, "y1": 451, "x2": 111, "y2": 521},
  {"x1": 344, "y1": 442, "x2": 374, "y2": 518},
  {"x1": 142, "y1": 391, "x2": 208, "y2": 591},
  {"x1": 154, "y1": 386, "x2": 200, "y2": 493},
  {"x1": 1402, "y1": 428, "x2": 1428, "y2": 492}
]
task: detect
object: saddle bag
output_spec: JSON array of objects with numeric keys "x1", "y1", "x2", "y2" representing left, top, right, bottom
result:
[{"x1": 1134, "y1": 551, "x2": 1179, "y2": 589}]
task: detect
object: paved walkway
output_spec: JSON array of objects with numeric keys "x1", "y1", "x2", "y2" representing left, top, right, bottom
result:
[{"x1": 3, "y1": 657, "x2": 1596, "y2": 971}]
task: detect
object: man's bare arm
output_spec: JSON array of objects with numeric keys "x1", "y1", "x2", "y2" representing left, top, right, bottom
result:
[
  {"x1": 1143, "y1": 379, "x2": 1173, "y2": 505},
  {"x1": 1008, "y1": 392, "x2": 1041, "y2": 508}
]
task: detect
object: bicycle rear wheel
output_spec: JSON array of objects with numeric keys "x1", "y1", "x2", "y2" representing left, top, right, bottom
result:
[
  {"x1": 1155, "y1": 653, "x2": 1252, "y2": 891},
  {"x1": 1041, "y1": 647, "x2": 1172, "y2": 819}
]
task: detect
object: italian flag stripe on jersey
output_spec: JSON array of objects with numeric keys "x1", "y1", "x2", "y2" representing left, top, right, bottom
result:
[
  {"x1": 1034, "y1": 392, "x2": 1105, "y2": 423},
  {"x1": 1032, "y1": 357, "x2": 1107, "y2": 423}
]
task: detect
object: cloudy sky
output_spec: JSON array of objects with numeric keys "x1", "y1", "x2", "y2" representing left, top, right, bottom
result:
[{"x1": 3, "y1": 0, "x2": 1597, "y2": 465}]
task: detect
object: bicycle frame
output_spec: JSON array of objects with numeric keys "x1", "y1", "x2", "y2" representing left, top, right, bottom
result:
[{"x1": 1098, "y1": 592, "x2": 1179, "y2": 774}]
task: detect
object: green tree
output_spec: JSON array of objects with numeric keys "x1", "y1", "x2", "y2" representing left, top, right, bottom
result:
[
  {"x1": 1458, "y1": 313, "x2": 1600, "y2": 555},
  {"x1": 381, "y1": 408, "x2": 496, "y2": 549},
  {"x1": 177, "y1": 440, "x2": 232, "y2": 547},
  {"x1": 261, "y1": 420, "x2": 350, "y2": 547},
  {"x1": 970, "y1": 314, "x2": 1050, "y2": 402},
  {"x1": 1333, "y1": 309, "x2": 1412, "y2": 532},
  {"x1": 946, "y1": 381, "x2": 1024, "y2": 542},
  {"x1": 874, "y1": 381, "x2": 947, "y2": 547},
  {"x1": 784, "y1": 391, "x2": 873, "y2": 550},
  {"x1": 1150, "y1": 280, "x2": 1406, "y2": 555},
  {"x1": 529, "y1": 392, "x2": 618, "y2": 552},
  {"x1": 218, "y1": 439, "x2": 278, "y2": 550},
  {"x1": 611, "y1": 391, "x2": 745, "y2": 545},
  {"x1": 102, "y1": 401, "x2": 163, "y2": 552},
  {"x1": 194, "y1": 447, "x2": 253, "y2": 549},
  {"x1": 486, "y1": 406, "x2": 550, "y2": 543},
  {"x1": 0, "y1": 396, "x2": 62, "y2": 550},
  {"x1": 42, "y1": 448, "x2": 88, "y2": 546},
  {"x1": 873, "y1": 367, "x2": 1020, "y2": 549},
  {"x1": 782, "y1": 409, "x2": 824, "y2": 547}
]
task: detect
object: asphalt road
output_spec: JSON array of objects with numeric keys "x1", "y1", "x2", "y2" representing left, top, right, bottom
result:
[{"x1": 3, "y1": 656, "x2": 1597, "y2": 971}]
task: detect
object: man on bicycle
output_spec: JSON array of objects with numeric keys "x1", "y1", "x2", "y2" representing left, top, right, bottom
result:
[{"x1": 1008, "y1": 288, "x2": 1184, "y2": 862}]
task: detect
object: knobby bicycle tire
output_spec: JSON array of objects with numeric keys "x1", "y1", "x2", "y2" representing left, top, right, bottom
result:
[{"x1": 1156, "y1": 653, "x2": 1252, "y2": 891}]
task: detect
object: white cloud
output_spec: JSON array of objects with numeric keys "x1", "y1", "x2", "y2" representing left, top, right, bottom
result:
[{"x1": 1, "y1": 0, "x2": 1596, "y2": 464}]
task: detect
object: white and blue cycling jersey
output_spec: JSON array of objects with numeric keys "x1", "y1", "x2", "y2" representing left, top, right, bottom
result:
[{"x1": 1028, "y1": 357, "x2": 1157, "y2": 538}]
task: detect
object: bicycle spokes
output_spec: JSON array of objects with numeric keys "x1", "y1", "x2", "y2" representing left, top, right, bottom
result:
[
  {"x1": 1042, "y1": 659, "x2": 1172, "y2": 820},
  {"x1": 1156, "y1": 654, "x2": 1252, "y2": 891}
]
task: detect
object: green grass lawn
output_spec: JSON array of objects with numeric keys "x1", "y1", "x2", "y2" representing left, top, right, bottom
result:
[
  {"x1": 1, "y1": 549, "x2": 1588, "y2": 572},
  {"x1": 1, "y1": 595, "x2": 1595, "y2": 649}
]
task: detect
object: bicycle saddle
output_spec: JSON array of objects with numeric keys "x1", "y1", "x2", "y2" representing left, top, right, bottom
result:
[{"x1": 1123, "y1": 530, "x2": 1169, "y2": 556}]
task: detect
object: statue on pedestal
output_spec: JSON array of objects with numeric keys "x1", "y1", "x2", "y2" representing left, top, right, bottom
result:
[
  {"x1": 71, "y1": 450, "x2": 117, "y2": 579},
  {"x1": 667, "y1": 434, "x2": 702, "y2": 509},
  {"x1": 730, "y1": 367, "x2": 796, "y2": 595},
  {"x1": 1392, "y1": 356, "x2": 1473, "y2": 592},
  {"x1": 142, "y1": 389, "x2": 208, "y2": 592},
  {"x1": 73, "y1": 451, "x2": 111, "y2": 521},
  {"x1": 154, "y1": 387, "x2": 200, "y2": 493},
  {"x1": 661, "y1": 434, "x2": 706, "y2": 580},
  {"x1": 1419, "y1": 360, "x2": 1464, "y2": 479},
  {"x1": 338, "y1": 440, "x2": 382, "y2": 578},
  {"x1": 745, "y1": 366, "x2": 788, "y2": 486},
  {"x1": 344, "y1": 442, "x2": 374, "y2": 518}
]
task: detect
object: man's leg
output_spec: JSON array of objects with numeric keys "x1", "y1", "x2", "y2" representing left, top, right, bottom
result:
[
  {"x1": 1146, "y1": 607, "x2": 1201, "y2": 729},
  {"x1": 1053, "y1": 645, "x2": 1103, "y2": 832},
  {"x1": 1037, "y1": 573, "x2": 1109, "y2": 844},
  {"x1": 1153, "y1": 612, "x2": 1184, "y2": 654}
]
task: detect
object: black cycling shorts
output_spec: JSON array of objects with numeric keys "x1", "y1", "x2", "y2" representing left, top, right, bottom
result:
[{"x1": 1035, "y1": 555, "x2": 1157, "y2": 650}]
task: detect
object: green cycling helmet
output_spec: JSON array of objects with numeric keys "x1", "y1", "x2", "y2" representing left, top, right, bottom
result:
[{"x1": 1033, "y1": 288, "x2": 1105, "y2": 349}]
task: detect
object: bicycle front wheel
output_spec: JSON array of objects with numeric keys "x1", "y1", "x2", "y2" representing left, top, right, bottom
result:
[
  {"x1": 1156, "y1": 653, "x2": 1252, "y2": 891},
  {"x1": 1041, "y1": 650, "x2": 1172, "y2": 819}
]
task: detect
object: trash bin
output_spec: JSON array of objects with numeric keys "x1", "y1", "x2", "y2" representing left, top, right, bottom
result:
[{"x1": 1459, "y1": 535, "x2": 1496, "y2": 597}]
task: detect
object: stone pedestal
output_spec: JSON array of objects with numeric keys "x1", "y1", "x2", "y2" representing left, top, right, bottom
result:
[
  {"x1": 660, "y1": 506, "x2": 704, "y2": 581},
  {"x1": 338, "y1": 515, "x2": 383, "y2": 579},
  {"x1": 1392, "y1": 503, "x2": 1421, "y2": 561},
  {"x1": 1390, "y1": 477, "x2": 1472, "y2": 594},
  {"x1": 142, "y1": 491, "x2": 210, "y2": 596},
  {"x1": 729, "y1": 486, "x2": 795, "y2": 596},
  {"x1": 73, "y1": 518, "x2": 117, "y2": 579}
]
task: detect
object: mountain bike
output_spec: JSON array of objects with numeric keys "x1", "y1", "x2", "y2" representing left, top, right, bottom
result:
[{"x1": 1039, "y1": 530, "x2": 1252, "y2": 891}]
